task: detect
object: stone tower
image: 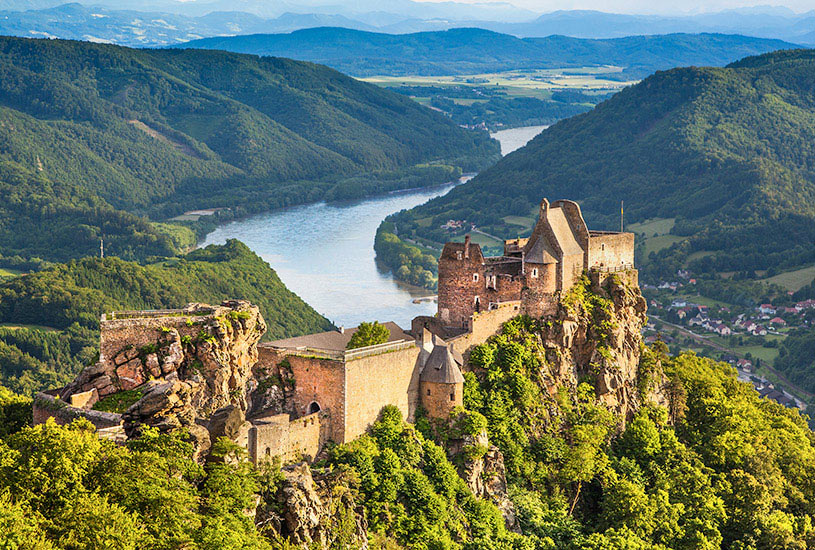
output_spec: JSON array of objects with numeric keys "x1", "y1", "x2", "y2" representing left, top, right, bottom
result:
[{"x1": 420, "y1": 341, "x2": 465, "y2": 419}]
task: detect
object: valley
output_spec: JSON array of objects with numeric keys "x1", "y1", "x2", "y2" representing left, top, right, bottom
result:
[
  {"x1": 199, "y1": 126, "x2": 543, "y2": 328},
  {"x1": 3, "y1": 5, "x2": 815, "y2": 548}
]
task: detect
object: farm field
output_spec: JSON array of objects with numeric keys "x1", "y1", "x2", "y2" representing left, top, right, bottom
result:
[{"x1": 762, "y1": 264, "x2": 815, "y2": 291}]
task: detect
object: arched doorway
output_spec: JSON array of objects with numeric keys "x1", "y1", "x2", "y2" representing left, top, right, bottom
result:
[{"x1": 307, "y1": 401, "x2": 321, "y2": 414}]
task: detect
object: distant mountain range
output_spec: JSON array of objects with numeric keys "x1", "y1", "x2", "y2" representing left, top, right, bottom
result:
[
  {"x1": 388, "y1": 48, "x2": 815, "y2": 280},
  {"x1": 181, "y1": 28, "x2": 798, "y2": 78},
  {"x1": 0, "y1": 3, "x2": 814, "y2": 46}
]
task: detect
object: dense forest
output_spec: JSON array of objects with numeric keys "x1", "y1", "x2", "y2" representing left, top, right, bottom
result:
[
  {"x1": 0, "y1": 36, "x2": 498, "y2": 262},
  {"x1": 0, "y1": 240, "x2": 332, "y2": 395},
  {"x1": 774, "y1": 328, "x2": 815, "y2": 395},
  {"x1": 385, "y1": 49, "x2": 815, "y2": 282},
  {"x1": 3, "y1": 320, "x2": 813, "y2": 548},
  {"x1": 182, "y1": 28, "x2": 796, "y2": 78}
]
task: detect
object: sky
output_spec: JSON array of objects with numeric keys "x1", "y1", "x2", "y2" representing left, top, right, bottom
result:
[{"x1": 414, "y1": 0, "x2": 814, "y2": 15}]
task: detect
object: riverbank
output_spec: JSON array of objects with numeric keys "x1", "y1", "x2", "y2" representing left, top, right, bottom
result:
[{"x1": 198, "y1": 126, "x2": 542, "y2": 327}]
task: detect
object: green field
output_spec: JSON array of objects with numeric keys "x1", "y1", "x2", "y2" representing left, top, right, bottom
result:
[
  {"x1": 762, "y1": 264, "x2": 815, "y2": 291},
  {"x1": 0, "y1": 267, "x2": 22, "y2": 277},
  {"x1": 363, "y1": 67, "x2": 636, "y2": 100},
  {"x1": 627, "y1": 217, "x2": 685, "y2": 256},
  {"x1": 503, "y1": 215, "x2": 535, "y2": 232},
  {"x1": 628, "y1": 217, "x2": 675, "y2": 237}
]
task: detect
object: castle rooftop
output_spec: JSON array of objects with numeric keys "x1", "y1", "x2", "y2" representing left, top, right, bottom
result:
[{"x1": 420, "y1": 342, "x2": 464, "y2": 384}]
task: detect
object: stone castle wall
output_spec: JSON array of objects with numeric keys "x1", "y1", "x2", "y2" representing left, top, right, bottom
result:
[
  {"x1": 588, "y1": 232, "x2": 635, "y2": 270},
  {"x1": 447, "y1": 301, "x2": 523, "y2": 360},
  {"x1": 438, "y1": 240, "x2": 487, "y2": 328},
  {"x1": 249, "y1": 411, "x2": 326, "y2": 465},
  {"x1": 283, "y1": 354, "x2": 347, "y2": 443},
  {"x1": 99, "y1": 311, "x2": 206, "y2": 370},
  {"x1": 421, "y1": 380, "x2": 463, "y2": 419},
  {"x1": 33, "y1": 392, "x2": 125, "y2": 438},
  {"x1": 342, "y1": 345, "x2": 421, "y2": 442}
]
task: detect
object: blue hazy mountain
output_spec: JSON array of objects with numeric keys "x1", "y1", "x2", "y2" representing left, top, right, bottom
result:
[{"x1": 180, "y1": 27, "x2": 798, "y2": 77}]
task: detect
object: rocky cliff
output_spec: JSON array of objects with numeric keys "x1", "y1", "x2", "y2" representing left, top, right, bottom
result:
[{"x1": 536, "y1": 271, "x2": 661, "y2": 420}]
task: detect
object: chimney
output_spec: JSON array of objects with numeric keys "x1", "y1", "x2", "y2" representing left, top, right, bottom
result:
[
  {"x1": 464, "y1": 234, "x2": 471, "y2": 259},
  {"x1": 540, "y1": 198, "x2": 549, "y2": 218}
]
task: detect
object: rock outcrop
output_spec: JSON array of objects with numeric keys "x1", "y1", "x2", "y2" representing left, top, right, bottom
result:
[
  {"x1": 447, "y1": 423, "x2": 519, "y2": 532},
  {"x1": 62, "y1": 300, "x2": 266, "y2": 450},
  {"x1": 257, "y1": 463, "x2": 369, "y2": 550},
  {"x1": 538, "y1": 272, "x2": 654, "y2": 420}
]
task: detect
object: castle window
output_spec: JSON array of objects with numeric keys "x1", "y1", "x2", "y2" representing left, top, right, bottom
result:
[
  {"x1": 307, "y1": 401, "x2": 321, "y2": 414},
  {"x1": 601, "y1": 243, "x2": 606, "y2": 251},
  {"x1": 450, "y1": 393, "x2": 455, "y2": 401},
  {"x1": 531, "y1": 268, "x2": 539, "y2": 278},
  {"x1": 473, "y1": 273, "x2": 479, "y2": 282},
  {"x1": 427, "y1": 389, "x2": 431, "y2": 396},
  {"x1": 265, "y1": 448, "x2": 270, "y2": 456}
]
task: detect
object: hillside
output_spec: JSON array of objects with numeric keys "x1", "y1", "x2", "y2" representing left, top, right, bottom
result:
[
  {"x1": 0, "y1": 36, "x2": 498, "y2": 262},
  {"x1": 181, "y1": 28, "x2": 797, "y2": 77},
  {"x1": 386, "y1": 48, "x2": 815, "y2": 281},
  {"x1": 4, "y1": 287, "x2": 815, "y2": 548},
  {"x1": 0, "y1": 240, "x2": 333, "y2": 394}
]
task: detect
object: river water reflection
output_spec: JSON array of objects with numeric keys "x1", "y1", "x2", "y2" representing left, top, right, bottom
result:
[{"x1": 200, "y1": 126, "x2": 545, "y2": 327}]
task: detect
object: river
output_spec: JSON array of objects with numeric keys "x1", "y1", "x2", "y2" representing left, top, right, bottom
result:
[
  {"x1": 491, "y1": 125, "x2": 548, "y2": 155},
  {"x1": 200, "y1": 125, "x2": 546, "y2": 328}
]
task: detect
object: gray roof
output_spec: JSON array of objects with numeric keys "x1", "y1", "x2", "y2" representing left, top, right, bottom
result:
[
  {"x1": 525, "y1": 233, "x2": 558, "y2": 264},
  {"x1": 266, "y1": 321, "x2": 410, "y2": 352},
  {"x1": 524, "y1": 203, "x2": 584, "y2": 264},
  {"x1": 421, "y1": 343, "x2": 464, "y2": 384}
]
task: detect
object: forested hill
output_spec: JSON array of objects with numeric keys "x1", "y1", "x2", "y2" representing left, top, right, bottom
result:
[
  {"x1": 0, "y1": 240, "x2": 333, "y2": 395},
  {"x1": 0, "y1": 36, "x2": 497, "y2": 262},
  {"x1": 181, "y1": 28, "x2": 796, "y2": 77},
  {"x1": 391, "y1": 48, "x2": 815, "y2": 278}
]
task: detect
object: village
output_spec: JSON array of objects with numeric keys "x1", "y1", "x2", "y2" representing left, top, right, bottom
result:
[{"x1": 641, "y1": 271, "x2": 814, "y2": 411}]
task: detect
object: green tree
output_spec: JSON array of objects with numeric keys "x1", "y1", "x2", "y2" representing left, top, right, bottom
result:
[{"x1": 347, "y1": 322, "x2": 391, "y2": 349}]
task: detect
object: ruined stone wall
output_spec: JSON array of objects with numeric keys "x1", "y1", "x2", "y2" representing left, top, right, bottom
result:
[
  {"x1": 588, "y1": 233, "x2": 635, "y2": 270},
  {"x1": 285, "y1": 355, "x2": 346, "y2": 443},
  {"x1": 99, "y1": 313, "x2": 204, "y2": 371},
  {"x1": 421, "y1": 381, "x2": 463, "y2": 419},
  {"x1": 483, "y1": 261, "x2": 524, "y2": 307},
  {"x1": 342, "y1": 345, "x2": 421, "y2": 442},
  {"x1": 448, "y1": 301, "x2": 522, "y2": 360},
  {"x1": 249, "y1": 411, "x2": 326, "y2": 465},
  {"x1": 590, "y1": 268, "x2": 639, "y2": 290},
  {"x1": 438, "y1": 241, "x2": 487, "y2": 328},
  {"x1": 33, "y1": 392, "x2": 123, "y2": 431},
  {"x1": 556, "y1": 200, "x2": 590, "y2": 247}
]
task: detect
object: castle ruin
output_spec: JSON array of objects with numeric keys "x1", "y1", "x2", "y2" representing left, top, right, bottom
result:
[
  {"x1": 34, "y1": 198, "x2": 636, "y2": 465},
  {"x1": 438, "y1": 198, "x2": 634, "y2": 328}
]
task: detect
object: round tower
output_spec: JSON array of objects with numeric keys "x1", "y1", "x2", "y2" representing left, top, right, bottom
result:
[{"x1": 420, "y1": 342, "x2": 465, "y2": 419}]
